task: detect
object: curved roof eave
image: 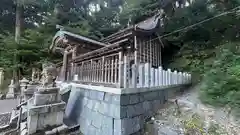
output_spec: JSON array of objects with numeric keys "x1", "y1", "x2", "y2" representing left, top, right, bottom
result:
[{"x1": 50, "y1": 30, "x2": 108, "y2": 53}]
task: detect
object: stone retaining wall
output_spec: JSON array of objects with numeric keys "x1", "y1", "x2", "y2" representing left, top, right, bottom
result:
[{"x1": 65, "y1": 85, "x2": 185, "y2": 135}]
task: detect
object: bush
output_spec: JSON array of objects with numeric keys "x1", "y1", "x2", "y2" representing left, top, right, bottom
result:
[{"x1": 200, "y1": 42, "x2": 240, "y2": 111}]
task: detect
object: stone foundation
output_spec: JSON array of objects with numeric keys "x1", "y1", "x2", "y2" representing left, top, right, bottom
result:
[{"x1": 64, "y1": 84, "x2": 186, "y2": 135}]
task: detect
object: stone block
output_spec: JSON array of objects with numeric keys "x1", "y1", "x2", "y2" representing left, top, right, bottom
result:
[
  {"x1": 143, "y1": 91, "x2": 159, "y2": 101},
  {"x1": 125, "y1": 103, "x2": 144, "y2": 118},
  {"x1": 92, "y1": 101, "x2": 101, "y2": 112},
  {"x1": 98, "y1": 102, "x2": 109, "y2": 116},
  {"x1": 100, "y1": 115, "x2": 113, "y2": 135},
  {"x1": 85, "y1": 107, "x2": 93, "y2": 120},
  {"x1": 86, "y1": 125, "x2": 97, "y2": 135},
  {"x1": 34, "y1": 93, "x2": 60, "y2": 105},
  {"x1": 83, "y1": 89, "x2": 90, "y2": 97},
  {"x1": 125, "y1": 105, "x2": 135, "y2": 118},
  {"x1": 138, "y1": 93, "x2": 144, "y2": 103},
  {"x1": 91, "y1": 111, "x2": 103, "y2": 128},
  {"x1": 134, "y1": 103, "x2": 144, "y2": 116},
  {"x1": 27, "y1": 114, "x2": 38, "y2": 135},
  {"x1": 82, "y1": 97, "x2": 89, "y2": 107},
  {"x1": 129, "y1": 94, "x2": 139, "y2": 104},
  {"x1": 104, "y1": 93, "x2": 112, "y2": 103},
  {"x1": 78, "y1": 89, "x2": 85, "y2": 97},
  {"x1": 86, "y1": 99, "x2": 94, "y2": 109},
  {"x1": 28, "y1": 102, "x2": 65, "y2": 116},
  {"x1": 101, "y1": 126, "x2": 113, "y2": 135},
  {"x1": 120, "y1": 94, "x2": 130, "y2": 105},
  {"x1": 104, "y1": 93, "x2": 129, "y2": 105},
  {"x1": 6, "y1": 93, "x2": 15, "y2": 99},
  {"x1": 142, "y1": 101, "x2": 151, "y2": 112},
  {"x1": 114, "y1": 116, "x2": 142, "y2": 135},
  {"x1": 89, "y1": 90, "x2": 104, "y2": 100},
  {"x1": 152, "y1": 100, "x2": 161, "y2": 112},
  {"x1": 108, "y1": 104, "x2": 127, "y2": 119},
  {"x1": 101, "y1": 115, "x2": 113, "y2": 129},
  {"x1": 109, "y1": 104, "x2": 119, "y2": 118},
  {"x1": 96, "y1": 91, "x2": 105, "y2": 101},
  {"x1": 79, "y1": 117, "x2": 88, "y2": 134}
]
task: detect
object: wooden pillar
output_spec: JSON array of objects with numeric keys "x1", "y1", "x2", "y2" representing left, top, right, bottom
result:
[
  {"x1": 132, "y1": 25, "x2": 138, "y2": 88},
  {"x1": 71, "y1": 46, "x2": 77, "y2": 77},
  {"x1": 62, "y1": 50, "x2": 68, "y2": 81}
]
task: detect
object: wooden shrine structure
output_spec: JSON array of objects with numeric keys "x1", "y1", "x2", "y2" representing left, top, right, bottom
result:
[{"x1": 50, "y1": 15, "x2": 191, "y2": 88}]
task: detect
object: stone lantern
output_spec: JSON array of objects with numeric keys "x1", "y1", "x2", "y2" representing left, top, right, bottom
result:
[{"x1": 20, "y1": 78, "x2": 29, "y2": 98}]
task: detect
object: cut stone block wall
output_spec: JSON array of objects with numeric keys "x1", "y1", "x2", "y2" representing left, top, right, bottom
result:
[{"x1": 65, "y1": 85, "x2": 185, "y2": 135}]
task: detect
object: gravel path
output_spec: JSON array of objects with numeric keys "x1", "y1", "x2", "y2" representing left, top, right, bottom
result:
[
  {"x1": 0, "y1": 99, "x2": 18, "y2": 114},
  {"x1": 0, "y1": 112, "x2": 11, "y2": 127},
  {"x1": 146, "y1": 85, "x2": 240, "y2": 135},
  {"x1": 176, "y1": 85, "x2": 240, "y2": 134}
]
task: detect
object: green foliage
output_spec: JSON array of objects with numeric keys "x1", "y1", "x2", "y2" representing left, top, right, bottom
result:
[
  {"x1": 199, "y1": 42, "x2": 240, "y2": 110},
  {"x1": 183, "y1": 113, "x2": 226, "y2": 135}
]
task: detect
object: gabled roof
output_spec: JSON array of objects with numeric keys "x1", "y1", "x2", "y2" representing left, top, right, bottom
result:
[{"x1": 101, "y1": 14, "x2": 161, "y2": 43}]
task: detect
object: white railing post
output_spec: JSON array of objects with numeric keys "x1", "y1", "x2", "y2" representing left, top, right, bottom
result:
[
  {"x1": 115, "y1": 59, "x2": 118, "y2": 84},
  {"x1": 144, "y1": 63, "x2": 150, "y2": 87},
  {"x1": 118, "y1": 52, "x2": 123, "y2": 88},
  {"x1": 162, "y1": 69, "x2": 166, "y2": 86},
  {"x1": 167, "y1": 69, "x2": 171, "y2": 85},
  {"x1": 188, "y1": 73, "x2": 192, "y2": 83},
  {"x1": 174, "y1": 70, "x2": 177, "y2": 85},
  {"x1": 155, "y1": 68, "x2": 158, "y2": 87},
  {"x1": 183, "y1": 72, "x2": 186, "y2": 84},
  {"x1": 123, "y1": 55, "x2": 129, "y2": 88},
  {"x1": 158, "y1": 66, "x2": 163, "y2": 87},
  {"x1": 150, "y1": 67, "x2": 155, "y2": 87},
  {"x1": 132, "y1": 64, "x2": 137, "y2": 88},
  {"x1": 111, "y1": 59, "x2": 114, "y2": 83},
  {"x1": 138, "y1": 64, "x2": 144, "y2": 88},
  {"x1": 179, "y1": 72, "x2": 183, "y2": 84}
]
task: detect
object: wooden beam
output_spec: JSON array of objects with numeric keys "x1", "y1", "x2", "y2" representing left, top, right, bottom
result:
[{"x1": 73, "y1": 38, "x2": 129, "y2": 62}]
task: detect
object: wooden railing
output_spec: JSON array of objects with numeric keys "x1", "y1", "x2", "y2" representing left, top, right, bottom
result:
[
  {"x1": 71, "y1": 58, "x2": 192, "y2": 88},
  {"x1": 74, "y1": 53, "x2": 120, "y2": 87}
]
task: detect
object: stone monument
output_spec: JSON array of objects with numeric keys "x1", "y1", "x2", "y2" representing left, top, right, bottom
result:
[
  {"x1": 23, "y1": 63, "x2": 66, "y2": 135},
  {"x1": 6, "y1": 79, "x2": 15, "y2": 99}
]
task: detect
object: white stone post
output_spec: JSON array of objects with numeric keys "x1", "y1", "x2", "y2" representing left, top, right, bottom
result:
[
  {"x1": 131, "y1": 64, "x2": 137, "y2": 88},
  {"x1": 162, "y1": 70, "x2": 166, "y2": 86},
  {"x1": 144, "y1": 63, "x2": 150, "y2": 87},
  {"x1": 73, "y1": 74, "x2": 78, "y2": 81},
  {"x1": 150, "y1": 68, "x2": 155, "y2": 87},
  {"x1": 158, "y1": 67, "x2": 163, "y2": 87},
  {"x1": 167, "y1": 69, "x2": 171, "y2": 86},
  {"x1": 6, "y1": 79, "x2": 15, "y2": 99},
  {"x1": 174, "y1": 70, "x2": 177, "y2": 85},
  {"x1": 179, "y1": 72, "x2": 183, "y2": 84},
  {"x1": 138, "y1": 64, "x2": 144, "y2": 88},
  {"x1": 155, "y1": 68, "x2": 158, "y2": 87},
  {"x1": 183, "y1": 72, "x2": 186, "y2": 84}
]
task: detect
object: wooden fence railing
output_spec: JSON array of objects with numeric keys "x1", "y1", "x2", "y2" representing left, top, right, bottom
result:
[
  {"x1": 71, "y1": 59, "x2": 192, "y2": 88},
  {"x1": 74, "y1": 53, "x2": 120, "y2": 86}
]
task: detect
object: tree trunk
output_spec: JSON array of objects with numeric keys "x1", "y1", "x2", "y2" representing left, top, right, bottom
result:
[
  {"x1": 15, "y1": 0, "x2": 22, "y2": 43},
  {"x1": 14, "y1": 0, "x2": 23, "y2": 90}
]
